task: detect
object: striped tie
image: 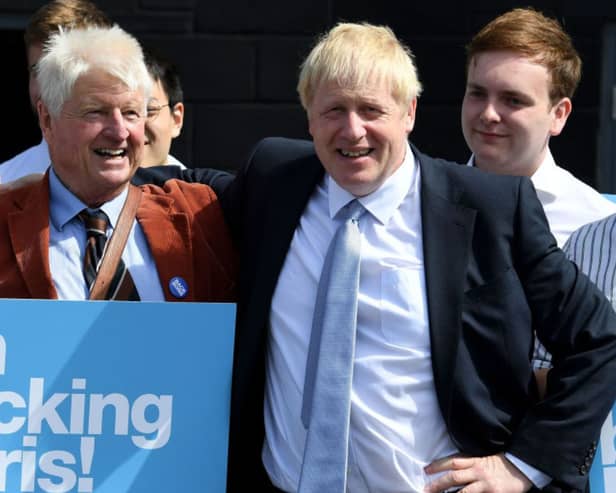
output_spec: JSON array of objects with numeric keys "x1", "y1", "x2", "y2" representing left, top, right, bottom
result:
[{"x1": 79, "y1": 209, "x2": 140, "y2": 301}]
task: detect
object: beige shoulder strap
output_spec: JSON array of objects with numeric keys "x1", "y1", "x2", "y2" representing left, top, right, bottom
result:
[{"x1": 89, "y1": 184, "x2": 142, "y2": 300}]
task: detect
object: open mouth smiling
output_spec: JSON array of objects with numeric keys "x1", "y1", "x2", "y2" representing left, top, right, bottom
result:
[
  {"x1": 338, "y1": 148, "x2": 372, "y2": 157},
  {"x1": 94, "y1": 148, "x2": 127, "y2": 158}
]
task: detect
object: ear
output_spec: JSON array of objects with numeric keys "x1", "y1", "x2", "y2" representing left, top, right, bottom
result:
[
  {"x1": 549, "y1": 97, "x2": 572, "y2": 137},
  {"x1": 170, "y1": 102, "x2": 184, "y2": 139},
  {"x1": 37, "y1": 99, "x2": 53, "y2": 143},
  {"x1": 405, "y1": 97, "x2": 418, "y2": 134}
]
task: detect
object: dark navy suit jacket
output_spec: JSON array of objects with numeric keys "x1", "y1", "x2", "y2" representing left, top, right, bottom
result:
[{"x1": 138, "y1": 138, "x2": 616, "y2": 493}]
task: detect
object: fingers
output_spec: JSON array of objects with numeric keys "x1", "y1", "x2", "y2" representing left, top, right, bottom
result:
[
  {"x1": 424, "y1": 455, "x2": 476, "y2": 493},
  {"x1": 424, "y1": 465, "x2": 476, "y2": 492},
  {"x1": 423, "y1": 454, "x2": 532, "y2": 493},
  {"x1": 425, "y1": 454, "x2": 475, "y2": 474}
]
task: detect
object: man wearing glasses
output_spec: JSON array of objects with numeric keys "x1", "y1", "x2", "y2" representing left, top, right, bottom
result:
[{"x1": 141, "y1": 47, "x2": 187, "y2": 169}]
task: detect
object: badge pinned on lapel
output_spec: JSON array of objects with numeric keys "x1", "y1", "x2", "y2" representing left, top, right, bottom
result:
[{"x1": 169, "y1": 276, "x2": 189, "y2": 299}]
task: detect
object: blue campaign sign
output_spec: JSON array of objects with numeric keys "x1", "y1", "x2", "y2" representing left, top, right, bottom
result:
[
  {"x1": 591, "y1": 409, "x2": 616, "y2": 493},
  {"x1": 0, "y1": 299, "x2": 236, "y2": 493}
]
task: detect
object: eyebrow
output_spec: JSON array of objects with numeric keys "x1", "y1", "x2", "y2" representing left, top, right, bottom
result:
[
  {"x1": 466, "y1": 82, "x2": 485, "y2": 91},
  {"x1": 466, "y1": 82, "x2": 531, "y2": 100}
]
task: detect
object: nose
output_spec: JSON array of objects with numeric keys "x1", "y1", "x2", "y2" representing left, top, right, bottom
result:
[
  {"x1": 479, "y1": 101, "x2": 500, "y2": 125},
  {"x1": 340, "y1": 111, "x2": 367, "y2": 141},
  {"x1": 103, "y1": 108, "x2": 130, "y2": 140}
]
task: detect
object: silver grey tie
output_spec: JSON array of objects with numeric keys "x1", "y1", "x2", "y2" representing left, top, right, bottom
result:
[{"x1": 298, "y1": 199, "x2": 365, "y2": 493}]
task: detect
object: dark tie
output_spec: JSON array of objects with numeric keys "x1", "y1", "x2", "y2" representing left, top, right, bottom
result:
[
  {"x1": 79, "y1": 209, "x2": 140, "y2": 301},
  {"x1": 299, "y1": 199, "x2": 366, "y2": 493}
]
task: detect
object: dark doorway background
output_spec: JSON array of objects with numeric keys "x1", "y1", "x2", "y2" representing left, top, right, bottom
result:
[
  {"x1": 2, "y1": 30, "x2": 41, "y2": 163},
  {"x1": 3, "y1": 1, "x2": 616, "y2": 191}
]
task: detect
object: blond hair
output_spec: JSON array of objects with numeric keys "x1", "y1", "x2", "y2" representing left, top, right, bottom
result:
[{"x1": 297, "y1": 22, "x2": 422, "y2": 110}]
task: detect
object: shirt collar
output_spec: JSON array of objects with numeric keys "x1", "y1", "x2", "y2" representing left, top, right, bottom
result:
[
  {"x1": 528, "y1": 148, "x2": 556, "y2": 197},
  {"x1": 327, "y1": 143, "x2": 417, "y2": 225},
  {"x1": 49, "y1": 167, "x2": 128, "y2": 231},
  {"x1": 167, "y1": 154, "x2": 186, "y2": 168}
]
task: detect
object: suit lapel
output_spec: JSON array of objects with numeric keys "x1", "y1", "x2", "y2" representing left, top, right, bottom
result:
[
  {"x1": 137, "y1": 194, "x2": 193, "y2": 301},
  {"x1": 8, "y1": 174, "x2": 57, "y2": 299},
  {"x1": 250, "y1": 154, "x2": 324, "y2": 330},
  {"x1": 416, "y1": 150, "x2": 476, "y2": 417}
]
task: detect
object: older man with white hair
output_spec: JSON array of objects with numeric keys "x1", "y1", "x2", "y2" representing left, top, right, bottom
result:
[{"x1": 0, "y1": 25, "x2": 236, "y2": 302}]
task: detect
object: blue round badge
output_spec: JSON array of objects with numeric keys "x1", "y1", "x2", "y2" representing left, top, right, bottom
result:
[{"x1": 169, "y1": 276, "x2": 189, "y2": 299}]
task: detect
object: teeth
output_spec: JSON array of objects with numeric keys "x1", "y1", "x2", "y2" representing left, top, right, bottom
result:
[
  {"x1": 340, "y1": 149, "x2": 370, "y2": 157},
  {"x1": 95, "y1": 149, "x2": 126, "y2": 157}
]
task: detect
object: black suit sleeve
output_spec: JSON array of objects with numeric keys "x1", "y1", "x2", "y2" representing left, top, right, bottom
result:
[
  {"x1": 508, "y1": 177, "x2": 616, "y2": 490},
  {"x1": 132, "y1": 165, "x2": 234, "y2": 197}
]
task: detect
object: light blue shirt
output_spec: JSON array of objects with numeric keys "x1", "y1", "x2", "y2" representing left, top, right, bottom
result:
[{"x1": 48, "y1": 167, "x2": 164, "y2": 301}]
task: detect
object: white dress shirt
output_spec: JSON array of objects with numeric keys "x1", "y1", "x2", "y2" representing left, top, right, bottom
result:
[
  {"x1": 0, "y1": 138, "x2": 50, "y2": 184},
  {"x1": 265, "y1": 146, "x2": 550, "y2": 492},
  {"x1": 468, "y1": 149, "x2": 616, "y2": 246},
  {"x1": 48, "y1": 167, "x2": 165, "y2": 301},
  {"x1": 263, "y1": 147, "x2": 461, "y2": 492}
]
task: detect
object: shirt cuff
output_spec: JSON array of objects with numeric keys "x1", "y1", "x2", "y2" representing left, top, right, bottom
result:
[{"x1": 505, "y1": 453, "x2": 551, "y2": 488}]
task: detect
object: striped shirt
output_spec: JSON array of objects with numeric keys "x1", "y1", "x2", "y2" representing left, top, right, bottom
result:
[
  {"x1": 533, "y1": 213, "x2": 616, "y2": 367},
  {"x1": 564, "y1": 214, "x2": 616, "y2": 305}
]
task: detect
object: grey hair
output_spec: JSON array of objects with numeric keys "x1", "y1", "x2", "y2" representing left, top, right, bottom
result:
[{"x1": 37, "y1": 25, "x2": 152, "y2": 116}]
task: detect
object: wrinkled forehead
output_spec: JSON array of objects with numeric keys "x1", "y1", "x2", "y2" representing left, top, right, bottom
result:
[{"x1": 70, "y1": 70, "x2": 145, "y2": 105}]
